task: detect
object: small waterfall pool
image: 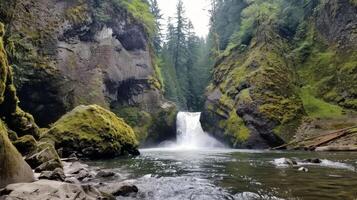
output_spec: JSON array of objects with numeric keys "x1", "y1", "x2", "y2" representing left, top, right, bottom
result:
[{"x1": 83, "y1": 112, "x2": 357, "y2": 199}]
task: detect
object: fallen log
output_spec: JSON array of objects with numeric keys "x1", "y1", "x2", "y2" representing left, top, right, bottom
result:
[
  {"x1": 272, "y1": 126, "x2": 357, "y2": 150},
  {"x1": 315, "y1": 146, "x2": 357, "y2": 151}
]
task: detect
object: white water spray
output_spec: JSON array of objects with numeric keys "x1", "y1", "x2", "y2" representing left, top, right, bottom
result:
[{"x1": 172, "y1": 112, "x2": 225, "y2": 149}]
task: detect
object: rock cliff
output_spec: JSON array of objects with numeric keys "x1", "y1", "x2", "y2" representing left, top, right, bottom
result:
[
  {"x1": 0, "y1": 0, "x2": 176, "y2": 143},
  {"x1": 201, "y1": 0, "x2": 357, "y2": 148}
]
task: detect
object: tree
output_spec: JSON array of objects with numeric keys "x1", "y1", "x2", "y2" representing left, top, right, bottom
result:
[
  {"x1": 159, "y1": 0, "x2": 214, "y2": 111},
  {"x1": 149, "y1": 0, "x2": 163, "y2": 52}
]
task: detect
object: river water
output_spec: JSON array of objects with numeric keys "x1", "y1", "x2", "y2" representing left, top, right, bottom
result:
[{"x1": 85, "y1": 112, "x2": 357, "y2": 200}]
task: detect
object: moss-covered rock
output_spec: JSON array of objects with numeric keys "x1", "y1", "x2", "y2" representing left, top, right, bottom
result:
[
  {"x1": 201, "y1": 0, "x2": 357, "y2": 148},
  {"x1": 202, "y1": 23, "x2": 303, "y2": 148},
  {"x1": 43, "y1": 105, "x2": 139, "y2": 159},
  {"x1": 13, "y1": 135, "x2": 37, "y2": 156},
  {"x1": 0, "y1": 22, "x2": 40, "y2": 138},
  {"x1": 0, "y1": 120, "x2": 34, "y2": 188},
  {"x1": 0, "y1": 0, "x2": 165, "y2": 130},
  {"x1": 25, "y1": 141, "x2": 62, "y2": 171},
  {"x1": 111, "y1": 102, "x2": 177, "y2": 146}
]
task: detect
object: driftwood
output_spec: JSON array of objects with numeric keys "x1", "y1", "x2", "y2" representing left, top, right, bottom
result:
[
  {"x1": 272, "y1": 126, "x2": 357, "y2": 151},
  {"x1": 315, "y1": 146, "x2": 357, "y2": 151}
]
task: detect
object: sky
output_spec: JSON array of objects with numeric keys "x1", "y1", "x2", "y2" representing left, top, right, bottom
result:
[{"x1": 156, "y1": 0, "x2": 211, "y2": 37}]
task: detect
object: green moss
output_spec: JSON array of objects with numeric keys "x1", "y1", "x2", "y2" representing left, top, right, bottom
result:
[
  {"x1": 117, "y1": 0, "x2": 156, "y2": 37},
  {"x1": 299, "y1": 86, "x2": 343, "y2": 118},
  {"x1": 219, "y1": 94, "x2": 235, "y2": 110},
  {"x1": 44, "y1": 105, "x2": 139, "y2": 158},
  {"x1": 0, "y1": 23, "x2": 40, "y2": 138},
  {"x1": 148, "y1": 75, "x2": 162, "y2": 90},
  {"x1": 349, "y1": 0, "x2": 357, "y2": 6},
  {"x1": 66, "y1": 4, "x2": 89, "y2": 25},
  {"x1": 238, "y1": 89, "x2": 252, "y2": 104},
  {"x1": 220, "y1": 111, "x2": 250, "y2": 145},
  {"x1": 13, "y1": 135, "x2": 37, "y2": 156},
  {"x1": 111, "y1": 105, "x2": 153, "y2": 142},
  {"x1": 0, "y1": 24, "x2": 8, "y2": 104}
]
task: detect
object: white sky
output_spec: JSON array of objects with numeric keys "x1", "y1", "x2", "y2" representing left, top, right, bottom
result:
[{"x1": 157, "y1": 0, "x2": 211, "y2": 37}]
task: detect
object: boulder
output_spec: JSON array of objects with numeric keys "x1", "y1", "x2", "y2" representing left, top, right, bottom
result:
[
  {"x1": 39, "y1": 168, "x2": 66, "y2": 182},
  {"x1": 0, "y1": 121, "x2": 34, "y2": 188},
  {"x1": 25, "y1": 142, "x2": 62, "y2": 171},
  {"x1": 35, "y1": 159, "x2": 63, "y2": 173},
  {"x1": 98, "y1": 181, "x2": 139, "y2": 197},
  {"x1": 12, "y1": 135, "x2": 37, "y2": 156},
  {"x1": 43, "y1": 105, "x2": 139, "y2": 159},
  {"x1": 96, "y1": 170, "x2": 116, "y2": 178},
  {"x1": 1, "y1": 180, "x2": 115, "y2": 200}
]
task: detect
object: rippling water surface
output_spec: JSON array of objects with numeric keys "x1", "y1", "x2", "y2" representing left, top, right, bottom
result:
[{"x1": 86, "y1": 148, "x2": 357, "y2": 200}]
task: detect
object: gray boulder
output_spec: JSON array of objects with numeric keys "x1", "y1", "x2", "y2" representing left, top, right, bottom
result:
[
  {"x1": 0, "y1": 180, "x2": 114, "y2": 200},
  {"x1": 0, "y1": 121, "x2": 34, "y2": 188}
]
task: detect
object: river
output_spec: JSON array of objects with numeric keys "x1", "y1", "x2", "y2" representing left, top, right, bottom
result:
[{"x1": 85, "y1": 112, "x2": 357, "y2": 200}]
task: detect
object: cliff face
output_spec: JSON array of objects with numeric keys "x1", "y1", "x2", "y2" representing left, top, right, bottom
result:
[
  {"x1": 0, "y1": 0, "x2": 176, "y2": 142},
  {"x1": 201, "y1": 0, "x2": 357, "y2": 148}
]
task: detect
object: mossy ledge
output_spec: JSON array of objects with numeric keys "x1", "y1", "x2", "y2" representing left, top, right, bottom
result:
[{"x1": 43, "y1": 105, "x2": 140, "y2": 159}]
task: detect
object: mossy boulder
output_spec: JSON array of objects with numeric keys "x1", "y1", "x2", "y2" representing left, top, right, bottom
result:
[
  {"x1": 43, "y1": 105, "x2": 139, "y2": 159},
  {"x1": 0, "y1": 120, "x2": 34, "y2": 188},
  {"x1": 112, "y1": 102, "x2": 177, "y2": 146},
  {"x1": 13, "y1": 135, "x2": 37, "y2": 156}
]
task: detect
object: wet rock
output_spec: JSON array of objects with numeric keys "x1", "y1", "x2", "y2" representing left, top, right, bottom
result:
[
  {"x1": 96, "y1": 170, "x2": 116, "y2": 178},
  {"x1": 298, "y1": 167, "x2": 309, "y2": 172},
  {"x1": 303, "y1": 158, "x2": 322, "y2": 164},
  {"x1": 74, "y1": 169, "x2": 94, "y2": 182},
  {"x1": 67, "y1": 162, "x2": 89, "y2": 174},
  {"x1": 112, "y1": 185, "x2": 139, "y2": 197},
  {"x1": 39, "y1": 168, "x2": 66, "y2": 182},
  {"x1": 281, "y1": 158, "x2": 297, "y2": 166},
  {"x1": 65, "y1": 177, "x2": 81, "y2": 185},
  {"x1": 35, "y1": 159, "x2": 63, "y2": 173},
  {"x1": 273, "y1": 158, "x2": 297, "y2": 166},
  {"x1": 98, "y1": 181, "x2": 138, "y2": 197},
  {"x1": 1, "y1": 180, "x2": 113, "y2": 200}
]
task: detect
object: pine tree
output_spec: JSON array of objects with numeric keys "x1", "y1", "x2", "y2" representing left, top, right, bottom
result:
[{"x1": 148, "y1": 0, "x2": 163, "y2": 53}]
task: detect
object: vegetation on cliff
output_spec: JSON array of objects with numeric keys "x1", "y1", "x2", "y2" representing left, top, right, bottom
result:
[{"x1": 201, "y1": 0, "x2": 357, "y2": 148}]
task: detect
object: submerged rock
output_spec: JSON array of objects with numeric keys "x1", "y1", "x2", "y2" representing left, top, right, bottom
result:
[
  {"x1": 298, "y1": 167, "x2": 309, "y2": 172},
  {"x1": 43, "y1": 105, "x2": 139, "y2": 159},
  {"x1": 273, "y1": 158, "x2": 297, "y2": 167},
  {"x1": 303, "y1": 158, "x2": 322, "y2": 164},
  {"x1": 0, "y1": 121, "x2": 34, "y2": 188}
]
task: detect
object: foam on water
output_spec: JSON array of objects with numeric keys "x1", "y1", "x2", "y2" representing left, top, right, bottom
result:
[{"x1": 272, "y1": 158, "x2": 356, "y2": 171}]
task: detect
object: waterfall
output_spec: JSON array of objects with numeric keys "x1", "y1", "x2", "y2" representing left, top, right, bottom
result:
[{"x1": 174, "y1": 112, "x2": 225, "y2": 149}]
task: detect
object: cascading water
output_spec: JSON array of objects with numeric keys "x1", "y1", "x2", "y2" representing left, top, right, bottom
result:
[{"x1": 173, "y1": 112, "x2": 225, "y2": 149}]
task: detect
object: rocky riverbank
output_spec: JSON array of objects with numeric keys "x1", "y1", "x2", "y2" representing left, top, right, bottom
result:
[{"x1": 1, "y1": 158, "x2": 140, "y2": 200}]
